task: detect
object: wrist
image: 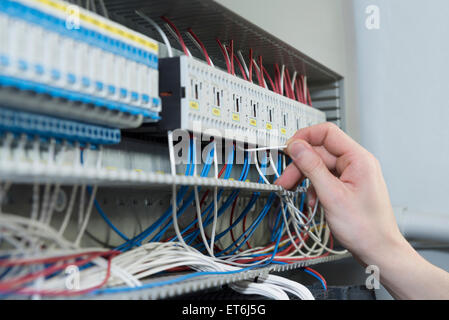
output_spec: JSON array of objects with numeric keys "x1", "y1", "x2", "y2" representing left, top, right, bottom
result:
[{"x1": 357, "y1": 230, "x2": 411, "y2": 268}]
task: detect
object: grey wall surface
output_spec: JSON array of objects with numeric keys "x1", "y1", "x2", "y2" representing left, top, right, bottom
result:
[{"x1": 352, "y1": 0, "x2": 449, "y2": 216}]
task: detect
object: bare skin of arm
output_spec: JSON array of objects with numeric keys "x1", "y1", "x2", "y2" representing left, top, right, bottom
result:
[{"x1": 275, "y1": 122, "x2": 449, "y2": 300}]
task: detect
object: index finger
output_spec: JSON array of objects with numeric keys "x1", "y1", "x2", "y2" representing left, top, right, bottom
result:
[{"x1": 287, "y1": 122, "x2": 363, "y2": 157}]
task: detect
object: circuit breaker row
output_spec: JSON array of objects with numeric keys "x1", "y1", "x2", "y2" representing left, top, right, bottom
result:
[
  {"x1": 158, "y1": 56, "x2": 326, "y2": 146},
  {"x1": 0, "y1": 0, "x2": 161, "y2": 126}
]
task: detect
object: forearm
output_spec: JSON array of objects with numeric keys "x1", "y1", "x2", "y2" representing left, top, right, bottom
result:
[{"x1": 365, "y1": 236, "x2": 449, "y2": 300}]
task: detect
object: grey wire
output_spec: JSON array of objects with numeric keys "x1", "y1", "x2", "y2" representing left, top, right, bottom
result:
[
  {"x1": 90, "y1": 0, "x2": 96, "y2": 13},
  {"x1": 98, "y1": 0, "x2": 109, "y2": 18},
  {"x1": 135, "y1": 10, "x2": 173, "y2": 57}
]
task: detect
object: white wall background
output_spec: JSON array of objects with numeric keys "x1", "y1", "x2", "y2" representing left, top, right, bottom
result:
[{"x1": 217, "y1": 0, "x2": 449, "y2": 299}]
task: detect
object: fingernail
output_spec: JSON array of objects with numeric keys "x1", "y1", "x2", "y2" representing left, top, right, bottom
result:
[{"x1": 288, "y1": 141, "x2": 306, "y2": 160}]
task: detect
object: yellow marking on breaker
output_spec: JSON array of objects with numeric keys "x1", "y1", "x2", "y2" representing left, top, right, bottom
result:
[
  {"x1": 36, "y1": 0, "x2": 158, "y2": 52},
  {"x1": 281, "y1": 128, "x2": 287, "y2": 135},
  {"x1": 232, "y1": 113, "x2": 240, "y2": 122},
  {"x1": 266, "y1": 123, "x2": 273, "y2": 130},
  {"x1": 212, "y1": 108, "x2": 221, "y2": 117},
  {"x1": 249, "y1": 118, "x2": 257, "y2": 127},
  {"x1": 189, "y1": 101, "x2": 199, "y2": 110}
]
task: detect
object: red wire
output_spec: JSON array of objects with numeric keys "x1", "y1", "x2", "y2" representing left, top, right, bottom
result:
[
  {"x1": 233, "y1": 54, "x2": 248, "y2": 81},
  {"x1": 162, "y1": 163, "x2": 228, "y2": 242},
  {"x1": 216, "y1": 38, "x2": 231, "y2": 73},
  {"x1": 274, "y1": 64, "x2": 281, "y2": 94},
  {"x1": 294, "y1": 77, "x2": 302, "y2": 102},
  {"x1": 0, "y1": 250, "x2": 111, "y2": 267},
  {"x1": 242, "y1": 215, "x2": 252, "y2": 249},
  {"x1": 285, "y1": 68, "x2": 294, "y2": 99},
  {"x1": 285, "y1": 69, "x2": 296, "y2": 99},
  {"x1": 304, "y1": 267, "x2": 327, "y2": 290},
  {"x1": 258, "y1": 56, "x2": 265, "y2": 88},
  {"x1": 14, "y1": 253, "x2": 118, "y2": 296},
  {"x1": 160, "y1": 16, "x2": 189, "y2": 56},
  {"x1": 262, "y1": 66, "x2": 276, "y2": 92},
  {"x1": 231, "y1": 221, "x2": 335, "y2": 263},
  {"x1": 249, "y1": 49, "x2": 253, "y2": 83},
  {"x1": 307, "y1": 85, "x2": 313, "y2": 107},
  {"x1": 187, "y1": 28, "x2": 211, "y2": 66},
  {"x1": 0, "y1": 250, "x2": 119, "y2": 291},
  {"x1": 226, "y1": 45, "x2": 247, "y2": 80},
  {"x1": 230, "y1": 40, "x2": 235, "y2": 75},
  {"x1": 297, "y1": 76, "x2": 305, "y2": 103}
]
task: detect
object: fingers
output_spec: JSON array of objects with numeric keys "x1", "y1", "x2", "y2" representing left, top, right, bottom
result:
[
  {"x1": 288, "y1": 122, "x2": 364, "y2": 158},
  {"x1": 275, "y1": 145, "x2": 337, "y2": 190},
  {"x1": 281, "y1": 139, "x2": 342, "y2": 199},
  {"x1": 306, "y1": 185, "x2": 317, "y2": 208},
  {"x1": 313, "y1": 145, "x2": 337, "y2": 170},
  {"x1": 275, "y1": 162, "x2": 301, "y2": 190}
]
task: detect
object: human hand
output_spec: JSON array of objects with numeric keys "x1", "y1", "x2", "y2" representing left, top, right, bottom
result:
[{"x1": 275, "y1": 122, "x2": 407, "y2": 265}]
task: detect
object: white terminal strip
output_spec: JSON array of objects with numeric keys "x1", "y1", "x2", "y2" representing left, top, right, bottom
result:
[{"x1": 160, "y1": 55, "x2": 326, "y2": 147}]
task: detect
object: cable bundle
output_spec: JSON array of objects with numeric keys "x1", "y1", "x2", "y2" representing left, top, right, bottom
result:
[{"x1": 0, "y1": 131, "x2": 346, "y2": 299}]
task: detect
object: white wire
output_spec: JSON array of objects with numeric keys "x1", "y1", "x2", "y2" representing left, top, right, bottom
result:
[
  {"x1": 74, "y1": 185, "x2": 97, "y2": 246},
  {"x1": 237, "y1": 50, "x2": 250, "y2": 78},
  {"x1": 164, "y1": 23, "x2": 192, "y2": 57},
  {"x1": 167, "y1": 131, "x2": 190, "y2": 250},
  {"x1": 185, "y1": 32, "x2": 215, "y2": 67},
  {"x1": 210, "y1": 141, "x2": 219, "y2": 255},
  {"x1": 135, "y1": 11, "x2": 174, "y2": 58},
  {"x1": 252, "y1": 58, "x2": 268, "y2": 88},
  {"x1": 268, "y1": 153, "x2": 280, "y2": 179},
  {"x1": 253, "y1": 151, "x2": 270, "y2": 185},
  {"x1": 280, "y1": 65, "x2": 285, "y2": 95},
  {"x1": 193, "y1": 138, "x2": 213, "y2": 257},
  {"x1": 58, "y1": 185, "x2": 79, "y2": 236},
  {"x1": 291, "y1": 71, "x2": 297, "y2": 92}
]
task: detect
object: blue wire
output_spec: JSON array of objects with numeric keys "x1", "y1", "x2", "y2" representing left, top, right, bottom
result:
[
  {"x1": 270, "y1": 154, "x2": 284, "y2": 242},
  {"x1": 172, "y1": 146, "x2": 237, "y2": 244},
  {"x1": 184, "y1": 150, "x2": 253, "y2": 248},
  {"x1": 91, "y1": 265, "x2": 257, "y2": 295},
  {"x1": 303, "y1": 268, "x2": 327, "y2": 291},
  {"x1": 91, "y1": 216, "x2": 286, "y2": 296},
  {"x1": 150, "y1": 144, "x2": 219, "y2": 243},
  {"x1": 80, "y1": 149, "x2": 131, "y2": 242},
  {"x1": 0, "y1": 267, "x2": 12, "y2": 281},
  {"x1": 215, "y1": 153, "x2": 280, "y2": 256},
  {"x1": 91, "y1": 197, "x2": 287, "y2": 296},
  {"x1": 117, "y1": 140, "x2": 210, "y2": 249},
  {"x1": 220, "y1": 193, "x2": 275, "y2": 256}
]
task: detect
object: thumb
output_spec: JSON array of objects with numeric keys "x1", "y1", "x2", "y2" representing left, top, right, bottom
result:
[{"x1": 287, "y1": 139, "x2": 341, "y2": 196}]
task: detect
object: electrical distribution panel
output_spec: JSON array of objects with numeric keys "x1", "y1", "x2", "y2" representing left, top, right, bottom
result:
[
  {"x1": 0, "y1": 0, "x2": 348, "y2": 301},
  {"x1": 0, "y1": 0, "x2": 161, "y2": 130},
  {"x1": 157, "y1": 56, "x2": 326, "y2": 146}
]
